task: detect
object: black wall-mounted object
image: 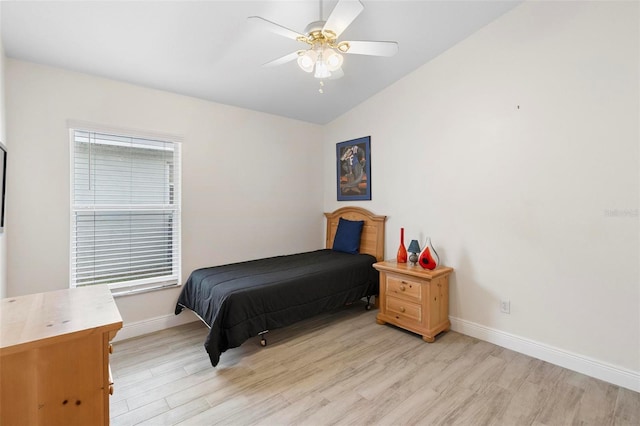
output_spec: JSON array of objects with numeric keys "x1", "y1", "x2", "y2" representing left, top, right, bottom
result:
[{"x1": 0, "y1": 142, "x2": 6, "y2": 231}]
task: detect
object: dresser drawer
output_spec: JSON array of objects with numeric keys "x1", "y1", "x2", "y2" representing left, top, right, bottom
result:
[
  {"x1": 386, "y1": 275, "x2": 422, "y2": 302},
  {"x1": 386, "y1": 296, "x2": 422, "y2": 322}
]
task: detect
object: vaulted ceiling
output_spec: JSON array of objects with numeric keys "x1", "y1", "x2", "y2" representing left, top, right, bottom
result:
[{"x1": 1, "y1": 1, "x2": 522, "y2": 124}]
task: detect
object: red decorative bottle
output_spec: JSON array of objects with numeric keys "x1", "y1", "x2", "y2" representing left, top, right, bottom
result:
[
  {"x1": 418, "y1": 237, "x2": 439, "y2": 270},
  {"x1": 397, "y1": 227, "x2": 407, "y2": 263}
]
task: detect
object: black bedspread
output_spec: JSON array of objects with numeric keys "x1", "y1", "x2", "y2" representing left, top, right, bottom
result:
[{"x1": 175, "y1": 249, "x2": 378, "y2": 366}]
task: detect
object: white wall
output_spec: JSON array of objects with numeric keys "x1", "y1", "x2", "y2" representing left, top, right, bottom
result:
[
  {"x1": 6, "y1": 60, "x2": 323, "y2": 330},
  {"x1": 324, "y1": 0, "x2": 639, "y2": 386},
  {"x1": 0, "y1": 9, "x2": 7, "y2": 299}
]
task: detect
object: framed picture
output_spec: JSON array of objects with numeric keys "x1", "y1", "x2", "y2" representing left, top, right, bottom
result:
[{"x1": 336, "y1": 136, "x2": 371, "y2": 201}]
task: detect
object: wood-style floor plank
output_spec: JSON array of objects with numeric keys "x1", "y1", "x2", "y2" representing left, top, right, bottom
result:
[{"x1": 110, "y1": 302, "x2": 640, "y2": 425}]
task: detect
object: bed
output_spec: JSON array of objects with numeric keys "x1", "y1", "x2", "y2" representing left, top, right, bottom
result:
[{"x1": 175, "y1": 207, "x2": 386, "y2": 367}]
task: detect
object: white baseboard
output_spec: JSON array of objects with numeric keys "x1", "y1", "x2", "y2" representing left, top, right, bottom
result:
[
  {"x1": 449, "y1": 316, "x2": 640, "y2": 393},
  {"x1": 113, "y1": 311, "x2": 199, "y2": 342}
]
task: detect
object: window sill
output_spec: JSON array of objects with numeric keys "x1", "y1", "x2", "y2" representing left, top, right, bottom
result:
[{"x1": 111, "y1": 282, "x2": 179, "y2": 298}]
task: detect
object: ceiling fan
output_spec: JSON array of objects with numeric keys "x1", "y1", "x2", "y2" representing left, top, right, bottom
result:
[{"x1": 248, "y1": 0, "x2": 399, "y2": 80}]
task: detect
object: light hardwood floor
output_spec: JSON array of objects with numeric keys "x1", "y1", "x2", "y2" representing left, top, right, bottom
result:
[{"x1": 110, "y1": 302, "x2": 640, "y2": 425}]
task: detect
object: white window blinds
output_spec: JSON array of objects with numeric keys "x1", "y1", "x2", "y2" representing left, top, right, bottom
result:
[{"x1": 70, "y1": 129, "x2": 181, "y2": 292}]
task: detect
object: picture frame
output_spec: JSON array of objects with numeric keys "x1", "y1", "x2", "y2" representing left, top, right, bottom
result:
[{"x1": 336, "y1": 136, "x2": 371, "y2": 201}]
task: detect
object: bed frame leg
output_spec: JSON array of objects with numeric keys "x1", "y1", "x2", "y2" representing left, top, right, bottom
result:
[
  {"x1": 365, "y1": 296, "x2": 373, "y2": 311},
  {"x1": 258, "y1": 330, "x2": 269, "y2": 347}
]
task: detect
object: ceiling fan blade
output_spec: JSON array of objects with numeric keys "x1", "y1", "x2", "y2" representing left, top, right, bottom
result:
[
  {"x1": 248, "y1": 16, "x2": 305, "y2": 41},
  {"x1": 322, "y1": 0, "x2": 364, "y2": 39},
  {"x1": 342, "y1": 40, "x2": 399, "y2": 57},
  {"x1": 262, "y1": 51, "x2": 300, "y2": 67}
]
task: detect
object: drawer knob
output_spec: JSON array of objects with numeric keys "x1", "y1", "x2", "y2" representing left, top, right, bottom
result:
[
  {"x1": 109, "y1": 344, "x2": 113, "y2": 354},
  {"x1": 400, "y1": 307, "x2": 406, "y2": 313},
  {"x1": 399, "y1": 285, "x2": 406, "y2": 291},
  {"x1": 109, "y1": 385, "x2": 114, "y2": 396}
]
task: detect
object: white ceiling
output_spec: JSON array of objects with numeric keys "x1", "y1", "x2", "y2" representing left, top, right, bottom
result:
[{"x1": 1, "y1": 0, "x2": 522, "y2": 124}]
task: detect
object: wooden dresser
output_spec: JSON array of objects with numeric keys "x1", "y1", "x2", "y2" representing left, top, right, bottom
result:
[
  {"x1": 0, "y1": 285, "x2": 122, "y2": 426},
  {"x1": 374, "y1": 261, "x2": 453, "y2": 342}
]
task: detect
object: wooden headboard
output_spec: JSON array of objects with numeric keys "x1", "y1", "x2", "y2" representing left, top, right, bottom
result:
[{"x1": 324, "y1": 207, "x2": 387, "y2": 262}]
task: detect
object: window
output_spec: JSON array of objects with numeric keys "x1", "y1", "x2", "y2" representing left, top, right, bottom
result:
[{"x1": 70, "y1": 128, "x2": 181, "y2": 294}]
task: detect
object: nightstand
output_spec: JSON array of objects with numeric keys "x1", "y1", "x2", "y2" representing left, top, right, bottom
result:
[{"x1": 373, "y1": 261, "x2": 453, "y2": 342}]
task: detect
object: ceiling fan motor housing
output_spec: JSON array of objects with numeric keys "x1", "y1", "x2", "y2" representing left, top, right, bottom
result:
[{"x1": 304, "y1": 21, "x2": 327, "y2": 38}]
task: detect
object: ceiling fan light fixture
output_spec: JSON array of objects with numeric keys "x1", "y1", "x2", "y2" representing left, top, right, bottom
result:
[
  {"x1": 297, "y1": 50, "x2": 317, "y2": 72},
  {"x1": 324, "y1": 49, "x2": 343, "y2": 71},
  {"x1": 314, "y1": 59, "x2": 331, "y2": 79}
]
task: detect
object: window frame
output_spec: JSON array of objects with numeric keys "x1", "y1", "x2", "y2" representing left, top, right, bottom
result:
[{"x1": 68, "y1": 122, "x2": 182, "y2": 296}]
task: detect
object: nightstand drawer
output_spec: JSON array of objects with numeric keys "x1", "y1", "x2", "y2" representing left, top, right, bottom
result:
[
  {"x1": 386, "y1": 296, "x2": 422, "y2": 322},
  {"x1": 386, "y1": 275, "x2": 422, "y2": 302}
]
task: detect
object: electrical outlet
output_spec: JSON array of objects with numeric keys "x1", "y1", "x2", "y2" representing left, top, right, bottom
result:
[{"x1": 500, "y1": 299, "x2": 511, "y2": 314}]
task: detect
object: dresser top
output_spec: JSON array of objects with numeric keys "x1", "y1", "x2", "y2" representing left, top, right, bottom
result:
[{"x1": 0, "y1": 285, "x2": 122, "y2": 354}]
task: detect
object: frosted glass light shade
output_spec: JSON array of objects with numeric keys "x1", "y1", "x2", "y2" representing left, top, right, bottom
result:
[
  {"x1": 324, "y1": 49, "x2": 343, "y2": 71},
  {"x1": 297, "y1": 50, "x2": 317, "y2": 73},
  {"x1": 314, "y1": 60, "x2": 331, "y2": 79}
]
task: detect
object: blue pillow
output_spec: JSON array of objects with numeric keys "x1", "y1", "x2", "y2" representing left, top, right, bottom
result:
[{"x1": 332, "y1": 218, "x2": 364, "y2": 254}]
